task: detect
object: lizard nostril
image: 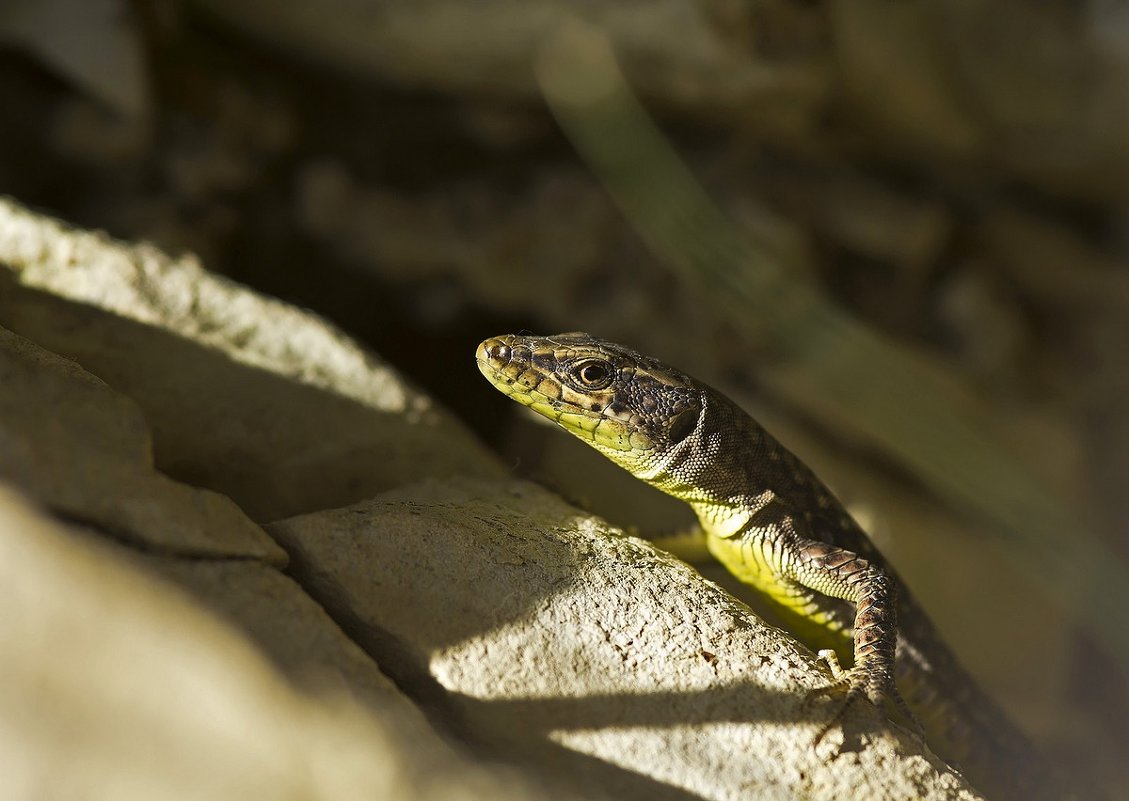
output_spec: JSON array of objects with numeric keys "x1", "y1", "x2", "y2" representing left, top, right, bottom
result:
[{"x1": 478, "y1": 339, "x2": 511, "y2": 364}]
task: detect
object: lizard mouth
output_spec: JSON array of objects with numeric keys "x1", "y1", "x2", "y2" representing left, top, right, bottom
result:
[
  {"x1": 476, "y1": 335, "x2": 595, "y2": 413},
  {"x1": 476, "y1": 335, "x2": 645, "y2": 452},
  {"x1": 476, "y1": 336, "x2": 555, "y2": 400}
]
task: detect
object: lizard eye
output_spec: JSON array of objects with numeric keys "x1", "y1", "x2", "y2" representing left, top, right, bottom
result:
[{"x1": 572, "y1": 359, "x2": 613, "y2": 389}]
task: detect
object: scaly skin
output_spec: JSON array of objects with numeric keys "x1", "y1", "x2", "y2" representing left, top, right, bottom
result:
[{"x1": 477, "y1": 331, "x2": 1076, "y2": 801}]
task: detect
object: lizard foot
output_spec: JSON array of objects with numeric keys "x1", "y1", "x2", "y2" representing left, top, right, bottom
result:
[{"x1": 810, "y1": 651, "x2": 924, "y2": 745}]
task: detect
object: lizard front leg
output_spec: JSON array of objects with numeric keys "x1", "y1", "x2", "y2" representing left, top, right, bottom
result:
[{"x1": 790, "y1": 539, "x2": 920, "y2": 739}]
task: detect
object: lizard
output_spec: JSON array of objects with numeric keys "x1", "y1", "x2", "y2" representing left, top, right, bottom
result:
[{"x1": 476, "y1": 331, "x2": 1077, "y2": 801}]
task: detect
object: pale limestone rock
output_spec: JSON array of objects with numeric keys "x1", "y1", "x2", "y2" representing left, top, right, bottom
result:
[
  {"x1": 0, "y1": 196, "x2": 505, "y2": 521},
  {"x1": 0, "y1": 485, "x2": 558, "y2": 801},
  {"x1": 0, "y1": 324, "x2": 284, "y2": 561},
  {"x1": 0, "y1": 197, "x2": 986, "y2": 800},
  {"x1": 269, "y1": 476, "x2": 981, "y2": 801}
]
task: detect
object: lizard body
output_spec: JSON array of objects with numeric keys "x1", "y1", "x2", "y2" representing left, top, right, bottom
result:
[{"x1": 476, "y1": 331, "x2": 1074, "y2": 801}]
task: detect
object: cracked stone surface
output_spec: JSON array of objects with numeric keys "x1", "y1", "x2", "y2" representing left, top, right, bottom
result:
[
  {"x1": 269, "y1": 476, "x2": 976, "y2": 801},
  {"x1": 0, "y1": 325, "x2": 284, "y2": 561},
  {"x1": 0, "y1": 196, "x2": 982, "y2": 800},
  {"x1": 0, "y1": 196, "x2": 505, "y2": 522},
  {"x1": 0, "y1": 486, "x2": 554, "y2": 801}
]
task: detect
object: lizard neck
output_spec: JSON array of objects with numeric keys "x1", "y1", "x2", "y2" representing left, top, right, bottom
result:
[{"x1": 634, "y1": 390, "x2": 786, "y2": 540}]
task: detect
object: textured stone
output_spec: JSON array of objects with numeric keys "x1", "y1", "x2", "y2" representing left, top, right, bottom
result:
[
  {"x1": 0, "y1": 324, "x2": 284, "y2": 561},
  {"x1": 0, "y1": 484, "x2": 558, "y2": 801},
  {"x1": 0, "y1": 196, "x2": 504, "y2": 521},
  {"x1": 0, "y1": 197, "x2": 987, "y2": 799},
  {"x1": 269, "y1": 477, "x2": 981, "y2": 801}
]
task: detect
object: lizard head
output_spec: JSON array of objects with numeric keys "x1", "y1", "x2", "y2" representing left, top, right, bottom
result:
[{"x1": 476, "y1": 332, "x2": 703, "y2": 476}]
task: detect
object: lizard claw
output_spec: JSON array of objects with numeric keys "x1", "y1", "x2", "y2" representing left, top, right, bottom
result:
[
  {"x1": 811, "y1": 676, "x2": 873, "y2": 746},
  {"x1": 808, "y1": 650, "x2": 869, "y2": 745},
  {"x1": 809, "y1": 651, "x2": 922, "y2": 745}
]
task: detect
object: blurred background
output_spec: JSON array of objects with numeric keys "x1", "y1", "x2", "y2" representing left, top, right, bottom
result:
[{"x1": 1, "y1": 0, "x2": 1126, "y2": 795}]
